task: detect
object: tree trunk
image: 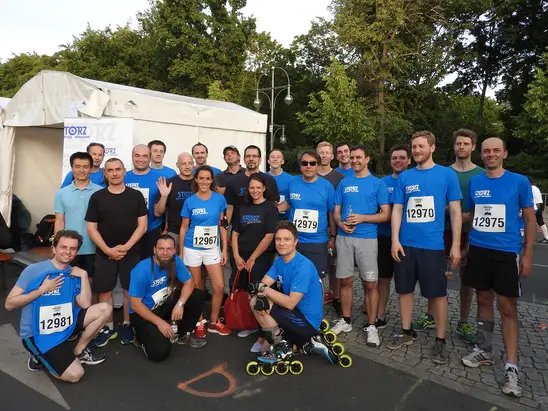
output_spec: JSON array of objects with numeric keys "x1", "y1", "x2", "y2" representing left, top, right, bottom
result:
[
  {"x1": 376, "y1": 40, "x2": 387, "y2": 174},
  {"x1": 477, "y1": 13, "x2": 496, "y2": 124}
]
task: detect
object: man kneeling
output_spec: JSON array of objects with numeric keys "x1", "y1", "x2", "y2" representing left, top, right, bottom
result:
[
  {"x1": 5, "y1": 230, "x2": 110, "y2": 383},
  {"x1": 129, "y1": 234, "x2": 206, "y2": 362},
  {"x1": 250, "y1": 221, "x2": 323, "y2": 360}
]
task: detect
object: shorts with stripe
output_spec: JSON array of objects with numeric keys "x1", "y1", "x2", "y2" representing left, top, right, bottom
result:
[{"x1": 270, "y1": 304, "x2": 318, "y2": 347}]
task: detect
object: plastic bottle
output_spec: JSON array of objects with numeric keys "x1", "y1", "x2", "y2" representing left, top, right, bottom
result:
[{"x1": 170, "y1": 321, "x2": 178, "y2": 343}]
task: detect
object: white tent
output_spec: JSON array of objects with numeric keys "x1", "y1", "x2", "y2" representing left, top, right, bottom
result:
[
  {"x1": 0, "y1": 71, "x2": 268, "y2": 227},
  {"x1": 0, "y1": 97, "x2": 10, "y2": 110}
]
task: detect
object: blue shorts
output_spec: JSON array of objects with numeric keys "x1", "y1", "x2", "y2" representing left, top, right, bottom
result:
[
  {"x1": 270, "y1": 305, "x2": 318, "y2": 346},
  {"x1": 393, "y1": 246, "x2": 446, "y2": 298}
]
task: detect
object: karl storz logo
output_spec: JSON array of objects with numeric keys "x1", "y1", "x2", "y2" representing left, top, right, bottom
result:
[
  {"x1": 290, "y1": 193, "x2": 301, "y2": 200},
  {"x1": 151, "y1": 276, "x2": 167, "y2": 288},
  {"x1": 406, "y1": 184, "x2": 420, "y2": 194},
  {"x1": 176, "y1": 191, "x2": 192, "y2": 200},
  {"x1": 241, "y1": 215, "x2": 260, "y2": 224},
  {"x1": 105, "y1": 147, "x2": 117, "y2": 155},
  {"x1": 126, "y1": 183, "x2": 140, "y2": 189},
  {"x1": 64, "y1": 125, "x2": 90, "y2": 139},
  {"x1": 192, "y1": 208, "x2": 207, "y2": 216},
  {"x1": 413, "y1": 198, "x2": 423, "y2": 208},
  {"x1": 239, "y1": 188, "x2": 247, "y2": 196},
  {"x1": 387, "y1": 187, "x2": 394, "y2": 193},
  {"x1": 474, "y1": 190, "x2": 491, "y2": 198},
  {"x1": 344, "y1": 186, "x2": 359, "y2": 193},
  {"x1": 44, "y1": 289, "x2": 61, "y2": 296}
]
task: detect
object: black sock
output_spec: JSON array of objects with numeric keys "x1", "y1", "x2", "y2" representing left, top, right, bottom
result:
[
  {"x1": 436, "y1": 337, "x2": 446, "y2": 344},
  {"x1": 343, "y1": 316, "x2": 351, "y2": 324},
  {"x1": 402, "y1": 328, "x2": 412, "y2": 336}
]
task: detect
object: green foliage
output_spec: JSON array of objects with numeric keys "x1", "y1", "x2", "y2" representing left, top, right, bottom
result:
[
  {"x1": 0, "y1": 53, "x2": 60, "y2": 97},
  {"x1": 516, "y1": 60, "x2": 548, "y2": 142},
  {"x1": 207, "y1": 80, "x2": 232, "y2": 101}
]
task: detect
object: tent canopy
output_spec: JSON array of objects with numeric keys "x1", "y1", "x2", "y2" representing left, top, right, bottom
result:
[{"x1": 0, "y1": 97, "x2": 10, "y2": 110}]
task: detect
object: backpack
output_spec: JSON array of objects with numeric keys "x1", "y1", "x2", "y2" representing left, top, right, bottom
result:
[{"x1": 34, "y1": 214, "x2": 56, "y2": 247}]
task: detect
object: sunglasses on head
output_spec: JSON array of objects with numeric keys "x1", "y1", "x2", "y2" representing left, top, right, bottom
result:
[{"x1": 301, "y1": 161, "x2": 317, "y2": 167}]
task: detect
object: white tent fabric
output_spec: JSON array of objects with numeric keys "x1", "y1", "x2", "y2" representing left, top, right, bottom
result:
[
  {"x1": 0, "y1": 97, "x2": 11, "y2": 110},
  {"x1": 0, "y1": 126, "x2": 15, "y2": 226}
]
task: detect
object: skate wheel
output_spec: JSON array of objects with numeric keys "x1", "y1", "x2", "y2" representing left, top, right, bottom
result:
[
  {"x1": 260, "y1": 363, "x2": 274, "y2": 376},
  {"x1": 289, "y1": 360, "x2": 304, "y2": 375},
  {"x1": 339, "y1": 354, "x2": 352, "y2": 368},
  {"x1": 324, "y1": 331, "x2": 337, "y2": 344},
  {"x1": 246, "y1": 361, "x2": 260, "y2": 376},
  {"x1": 275, "y1": 361, "x2": 289, "y2": 375},
  {"x1": 320, "y1": 319, "x2": 330, "y2": 332},
  {"x1": 332, "y1": 342, "x2": 344, "y2": 355}
]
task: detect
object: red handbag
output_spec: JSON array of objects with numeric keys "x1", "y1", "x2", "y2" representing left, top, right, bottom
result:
[{"x1": 224, "y1": 270, "x2": 259, "y2": 330}]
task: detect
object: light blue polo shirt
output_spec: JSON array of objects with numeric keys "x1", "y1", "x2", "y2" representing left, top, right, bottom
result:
[{"x1": 53, "y1": 181, "x2": 103, "y2": 255}]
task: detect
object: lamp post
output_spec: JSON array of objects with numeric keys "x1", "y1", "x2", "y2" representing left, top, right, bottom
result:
[{"x1": 253, "y1": 66, "x2": 293, "y2": 151}]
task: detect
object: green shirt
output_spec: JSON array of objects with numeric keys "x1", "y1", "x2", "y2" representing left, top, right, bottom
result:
[{"x1": 445, "y1": 165, "x2": 485, "y2": 233}]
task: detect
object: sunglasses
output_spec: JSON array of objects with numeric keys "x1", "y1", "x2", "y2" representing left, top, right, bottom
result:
[{"x1": 300, "y1": 161, "x2": 318, "y2": 167}]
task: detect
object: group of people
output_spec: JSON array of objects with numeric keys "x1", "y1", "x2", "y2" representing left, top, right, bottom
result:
[{"x1": 4, "y1": 129, "x2": 538, "y2": 399}]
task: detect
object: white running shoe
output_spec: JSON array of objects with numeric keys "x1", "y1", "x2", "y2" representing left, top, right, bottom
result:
[
  {"x1": 502, "y1": 367, "x2": 523, "y2": 397},
  {"x1": 238, "y1": 329, "x2": 259, "y2": 338},
  {"x1": 366, "y1": 325, "x2": 380, "y2": 347},
  {"x1": 330, "y1": 318, "x2": 352, "y2": 335},
  {"x1": 250, "y1": 341, "x2": 262, "y2": 353}
]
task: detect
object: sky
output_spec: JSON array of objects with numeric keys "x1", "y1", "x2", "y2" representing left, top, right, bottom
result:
[{"x1": 0, "y1": 0, "x2": 332, "y2": 61}]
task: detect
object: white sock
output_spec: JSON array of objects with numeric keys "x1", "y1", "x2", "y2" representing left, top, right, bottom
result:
[
  {"x1": 106, "y1": 322, "x2": 114, "y2": 330},
  {"x1": 541, "y1": 225, "x2": 548, "y2": 240}
]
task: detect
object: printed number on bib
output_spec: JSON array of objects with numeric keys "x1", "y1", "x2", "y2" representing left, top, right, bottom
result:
[
  {"x1": 137, "y1": 188, "x2": 150, "y2": 207},
  {"x1": 151, "y1": 287, "x2": 170, "y2": 310},
  {"x1": 293, "y1": 209, "x2": 319, "y2": 233},
  {"x1": 473, "y1": 204, "x2": 506, "y2": 233},
  {"x1": 193, "y1": 225, "x2": 218, "y2": 248},
  {"x1": 39, "y1": 302, "x2": 73, "y2": 335},
  {"x1": 406, "y1": 196, "x2": 435, "y2": 223}
]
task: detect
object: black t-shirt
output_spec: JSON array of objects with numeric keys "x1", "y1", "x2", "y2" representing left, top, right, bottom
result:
[
  {"x1": 164, "y1": 176, "x2": 193, "y2": 233},
  {"x1": 85, "y1": 187, "x2": 148, "y2": 255},
  {"x1": 214, "y1": 167, "x2": 246, "y2": 188},
  {"x1": 321, "y1": 169, "x2": 344, "y2": 189},
  {"x1": 233, "y1": 200, "x2": 279, "y2": 253},
  {"x1": 224, "y1": 171, "x2": 280, "y2": 223}
]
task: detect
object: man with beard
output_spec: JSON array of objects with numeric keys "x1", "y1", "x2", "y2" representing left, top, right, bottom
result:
[
  {"x1": 192, "y1": 143, "x2": 222, "y2": 176},
  {"x1": 148, "y1": 140, "x2": 177, "y2": 179},
  {"x1": 335, "y1": 142, "x2": 354, "y2": 178},
  {"x1": 388, "y1": 131, "x2": 462, "y2": 365},
  {"x1": 215, "y1": 146, "x2": 245, "y2": 195},
  {"x1": 125, "y1": 145, "x2": 163, "y2": 259},
  {"x1": 129, "y1": 235, "x2": 206, "y2": 362},
  {"x1": 268, "y1": 149, "x2": 293, "y2": 221},
  {"x1": 61, "y1": 143, "x2": 106, "y2": 188}
]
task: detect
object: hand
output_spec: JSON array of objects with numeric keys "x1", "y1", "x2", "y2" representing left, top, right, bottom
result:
[
  {"x1": 235, "y1": 254, "x2": 246, "y2": 271},
  {"x1": 245, "y1": 257, "x2": 256, "y2": 274},
  {"x1": 171, "y1": 304, "x2": 184, "y2": 321},
  {"x1": 520, "y1": 252, "x2": 533, "y2": 277},
  {"x1": 157, "y1": 319, "x2": 175, "y2": 339},
  {"x1": 391, "y1": 240, "x2": 405, "y2": 263},
  {"x1": 70, "y1": 266, "x2": 88, "y2": 278},
  {"x1": 39, "y1": 274, "x2": 64, "y2": 294},
  {"x1": 339, "y1": 222, "x2": 355, "y2": 234},
  {"x1": 346, "y1": 214, "x2": 364, "y2": 225},
  {"x1": 328, "y1": 237, "x2": 336, "y2": 250},
  {"x1": 108, "y1": 247, "x2": 126, "y2": 260},
  {"x1": 449, "y1": 245, "x2": 461, "y2": 269},
  {"x1": 157, "y1": 176, "x2": 172, "y2": 197},
  {"x1": 221, "y1": 250, "x2": 228, "y2": 266}
]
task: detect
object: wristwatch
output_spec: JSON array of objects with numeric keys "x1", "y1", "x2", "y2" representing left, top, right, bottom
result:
[
  {"x1": 258, "y1": 283, "x2": 267, "y2": 293},
  {"x1": 176, "y1": 301, "x2": 185, "y2": 307}
]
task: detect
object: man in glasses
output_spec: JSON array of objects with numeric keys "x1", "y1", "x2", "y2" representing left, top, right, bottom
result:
[{"x1": 279, "y1": 151, "x2": 336, "y2": 290}]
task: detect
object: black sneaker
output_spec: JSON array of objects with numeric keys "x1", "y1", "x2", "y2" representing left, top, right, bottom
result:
[
  {"x1": 178, "y1": 332, "x2": 208, "y2": 349},
  {"x1": 77, "y1": 348, "x2": 107, "y2": 365},
  {"x1": 432, "y1": 340, "x2": 449, "y2": 365},
  {"x1": 375, "y1": 318, "x2": 387, "y2": 329},
  {"x1": 332, "y1": 299, "x2": 342, "y2": 316},
  {"x1": 27, "y1": 354, "x2": 43, "y2": 372}
]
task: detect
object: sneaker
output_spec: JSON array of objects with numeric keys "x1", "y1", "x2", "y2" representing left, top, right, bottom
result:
[
  {"x1": 208, "y1": 318, "x2": 231, "y2": 336},
  {"x1": 178, "y1": 332, "x2": 207, "y2": 349},
  {"x1": 432, "y1": 340, "x2": 449, "y2": 364},
  {"x1": 375, "y1": 318, "x2": 387, "y2": 329},
  {"x1": 120, "y1": 324, "x2": 135, "y2": 345},
  {"x1": 365, "y1": 325, "x2": 380, "y2": 348},
  {"x1": 194, "y1": 319, "x2": 207, "y2": 339},
  {"x1": 502, "y1": 367, "x2": 523, "y2": 397},
  {"x1": 27, "y1": 354, "x2": 43, "y2": 372},
  {"x1": 92, "y1": 327, "x2": 118, "y2": 348},
  {"x1": 323, "y1": 291, "x2": 334, "y2": 305},
  {"x1": 456, "y1": 322, "x2": 477, "y2": 344},
  {"x1": 386, "y1": 331, "x2": 416, "y2": 350},
  {"x1": 413, "y1": 313, "x2": 435, "y2": 331},
  {"x1": 332, "y1": 299, "x2": 342, "y2": 316},
  {"x1": 330, "y1": 318, "x2": 352, "y2": 335},
  {"x1": 77, "y1": 347, "x2": 107, "y2": 365},
  {"x1": 238, "y1": 329, "x2": 258, "y2": 338},
  {"x1": 461, "y1": 347, "x2": 494, "y2": 368},
  {"x1": 250, "y1": 341, "x2": 262, "y2": 353}
]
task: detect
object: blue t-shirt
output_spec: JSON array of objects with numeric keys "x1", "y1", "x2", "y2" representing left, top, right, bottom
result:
[
  {"x1": 334, "y1": 175, "x2": 389, "y2": 239},
  {"x1": 125, "y1": 169, "x2": 163, "y2": 231},
  {"x1": 467, "y1": 171, "x2": 533, "y2": 253},
  {"x1": 193, "y1": 166, "x2": 222, "y2": 176},
  {"x1": 17, "y1": 261, "x2": 81, "y2": 353},
  {"x1": 266, "y1": 252, "x2": 323, "y2": 329},
  {"x1": 61, "y1": 169, "x2": 105, "y2": 188},
  {"x1": 181, "y1": 192, "x2": 227, "y2": 250},
  {"x1": 335, "y1": 167, "x2": 354, "y2": 178},
  {"x1": 286, "y1": 176, "x2": 335, "y2": 244},
  {"x1": 152, "y1": 166, "x2": 177, "y2": 179},
  {"x1": 128, "y1": 256, "x2": 192, "y2": 313},
  {"x1": 393, "y1": 165, "x2": 462, "y2": 250},
  {"x1": 378, "y1": 175, "x2": 398, "y2": 237},
  {"x1": 270, "y1": 171, "x2": 293, "y2": 220}
]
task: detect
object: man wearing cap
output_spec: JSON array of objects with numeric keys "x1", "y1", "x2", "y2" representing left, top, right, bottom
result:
[{"x1": 215, "y1": 146, "x2": 246, "y2": 195}]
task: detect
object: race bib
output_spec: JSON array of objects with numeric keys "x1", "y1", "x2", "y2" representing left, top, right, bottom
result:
[
  {"x1": 39, "y1": 302, "x2": 73, "y2": 335},
  {"x1": 193, "y1": 225, "x2": 218, "y2": 248},
  {"x1": 406, "y1": 196, "x2": 435, "y2": 223},
  {"x1": 293, "y1": 209, "x2": 319, "y2": 233},
  {"x1": 151, "y1": 287, "x2": 170, "y2": 310},
  {"x1": 473, "y1": 204, "x2": 506, "y2": 233},
  {"x1": 137, "y1": 188, "x2": 150, "y2": 207}
]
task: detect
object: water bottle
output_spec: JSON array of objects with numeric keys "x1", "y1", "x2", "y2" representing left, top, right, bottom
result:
[
  {"x1": 346, "y1": 205, "x2": 355, "y2": 226},
  {"x1": 444, "y1": 257, "x2": 458, "y2": 279},
  {"x1": 170, "y1": 321, "x2": 178, "y2": 343},
  {"x1": 328, "y1": 247, "x2": 334, "y2": 257}
]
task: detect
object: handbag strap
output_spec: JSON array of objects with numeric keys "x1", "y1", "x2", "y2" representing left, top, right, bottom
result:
[{"x1": 230, "y1": 268, "x2": 253, "y2": 294}]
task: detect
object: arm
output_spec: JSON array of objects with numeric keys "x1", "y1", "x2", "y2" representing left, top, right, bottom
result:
[
  {"x1": 54, "y1": 213, "x2": 65, "y2": 234},
  {"x1": 277, "y1": 202, "x2": 290, "y2": 213},
  {"x1": 87, "y1": 221, "x2": 112, "y2": 256},
  {"x1": 263, "y1": 287, "x2": 303, "y2": 311},
  {"x1": 154, "y1": 177, "x2": 171, "y2": 217},
  {"x1": 220, "y1": 223, "x2": 228, "y2": 264},
  {"x1": 232, "y1": 231, "x2": 246, "y2": 270},
  {"x1": 178, "y1": 276, "x2": 195, "y2": 306},
  {"x1": 124, "y1": 215, "x2": 148, "y2": 251},
  {"x1": 390, "y1": 203, "x2": 405, "y2": 262},
  {"x1": 352, "y1": 204, "x2": 391, "y2": 224},
  {"x1": 179, "y1": 218, "x2": 190, "y2": 256},
  {"x1": 521, "y1": 207, "x2": 536, "y2": 276},
  {"x1": 5, "y1": 276, "x2": 64, "y2": 311},
  {"x1": 248, "y1": 234, "x2": 274, "y2": 262},
  {"x1": 328, "y1": 212, "x2": 337, "y2": 237},
  {"x1": 226, "y1": 204, "x2": 234, "y2": 225},
  {"x1": 448, "y1": 200, "x2": 462, "y2": 268},
  {"x1": 154, "y1": 195, "x2": 168, "y2": 217},
  {"x1": 73, "y1": 268, "x2": 92, "y2": 309}
]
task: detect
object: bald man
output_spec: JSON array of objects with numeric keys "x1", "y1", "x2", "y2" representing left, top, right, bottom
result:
[
  {"x1": 125, "y1": 145, "x2": 163, "y2": 260},
  {"x1": 154, "y1": 152, "x2": 195, "y2": 250}
]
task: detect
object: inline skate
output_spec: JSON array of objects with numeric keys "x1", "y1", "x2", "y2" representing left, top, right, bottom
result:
[
  {"x1": 246, "y1": 340, "x2": 304, "y2": 376},
  {"x1": 305, "y1": 319, "x2": 352, "y2": 368}
]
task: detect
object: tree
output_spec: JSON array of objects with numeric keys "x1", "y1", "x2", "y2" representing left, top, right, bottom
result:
[
  {"x1": 207, "y1": 80, "x2": 232, "y2": 101},
  {"x1": 297, "y1": 58, "x2": 375, "y2": 146},
  {"x1": 0, "y1": 53, "x2": 60, "y2": 97},
  {"x1": 516, "y1": 58, "x2": 548, "y2": 143}
]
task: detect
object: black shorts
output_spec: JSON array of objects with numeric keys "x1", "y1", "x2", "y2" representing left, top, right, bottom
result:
[
  {"x1": 72, "y1": 254, "x2": 96, "y2": 278},
  {"x1": 94, "y1": 251, "x2": 140, "y2": 293},
  {"x1": 297, "y1": 243, "x2": 328, "y2": 279},
  {"x1": 463, "y1": 245, "x2": 521, "y2": 298},
  {"x1": 377, "y1": 234, "x2": 394, "y2": 279},
  {"x1": 393, "y1": 246, "x2": 446, "y2": 298},
  {"x1": 535, "y1": 209, "x2": 545, "y2": 227},
  {"x1": 22, "y1": 309, "x2": 87, "y2": 377},
  {"x1": 270, "y1": 304, "x2": 318, "y2": 347}
]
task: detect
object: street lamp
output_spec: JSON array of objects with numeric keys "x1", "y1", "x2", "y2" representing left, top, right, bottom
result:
[
  {"x1": 253, "y1": 66, "x2": 293, "y2": 151},
  {"x1": 273, "y1": 124, "x2": 286, "y2": 145}
]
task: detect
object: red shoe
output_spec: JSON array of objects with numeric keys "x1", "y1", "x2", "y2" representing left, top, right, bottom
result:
[
  {"x1": 323, "y1": 291, "x2": 334, "y2": 305},
  {"x1": 194, "y1": 319, "x2": 207, "y2": 339},
  {"x1": 208, "y1": 318, "x2": 231, "y2": 336}
]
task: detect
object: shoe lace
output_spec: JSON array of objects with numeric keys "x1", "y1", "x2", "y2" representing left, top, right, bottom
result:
[
  {"x1": 505, "y1": 368, "x2": 522, "y2": 387},
  {"x1": 459, "y1": 323, "x2": 474, "y2": 335},
  {"x1": 214, "y1": 318, "x2": 227, "y2": 329},
  {"x1": 416, "y1": 313, "x2": 430, "y2": 326}
]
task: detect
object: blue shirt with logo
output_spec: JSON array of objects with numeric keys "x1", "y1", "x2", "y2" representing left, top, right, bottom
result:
[
  {"x1": 152, "y1": 166, "x2": 177, "y2": 179},
  {"x1": 378, "y1": 175, "x2": 398, "y2": 237},
  {"x1": 61, "y1": 169, "x2": 105, "y2": 188},
  {"x1": 335, "y1": 167, "x2": 354, "y2": 179},
  {"x1": 53, "y1": 182, "x2": 102, "y2": 255},
  {"x1": 286, "y1": 176, "x2": 335, "y2": 244},
  {"x1": 125, "y1": 169, "x2": 163, "y2": 231},
  {"x1": 334, "y1": 175, "x2": 390, "y2": 239},
  {"x1": 393, "y1": 165, "x2": 462, "y2": 250},
  {"x1": 466, "y1": 171, "x2": 533, "y2": 253},
  {"x1": 181, "y1": 192, "x2": 227, "y2": 250},
  {"x1": 270, "y1": 171, "x2": 293, "y2": 220},
  {"x1": 128, "y1": 256, "x2": 191, "y2": 313},
  {"x1": 266, "y1": 252, "x2": 323, "y2": 329}
]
